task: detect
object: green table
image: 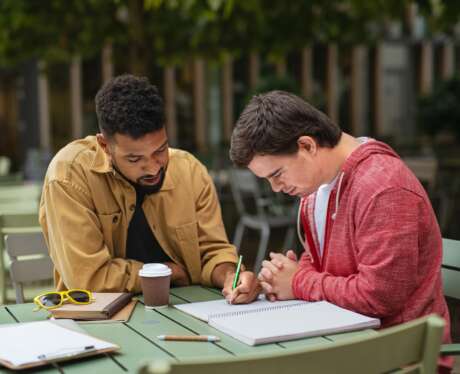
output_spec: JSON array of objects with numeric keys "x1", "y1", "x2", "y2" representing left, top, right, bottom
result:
[{"x1": 0, "y1": 286, "x2": 377, "y2": 373}]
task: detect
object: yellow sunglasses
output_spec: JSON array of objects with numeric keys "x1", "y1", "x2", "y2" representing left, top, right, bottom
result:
[{"x1": 33, "y1": 289, "x2": 94, "y2": 311}]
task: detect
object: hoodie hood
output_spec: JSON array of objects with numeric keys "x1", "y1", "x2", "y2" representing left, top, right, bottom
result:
[
  {"x1": 340, "y1": 139, "x2": 400, "y2": 182},
  {"x1": 296, "y1": 139, "x2": 401, "y2": 249}
]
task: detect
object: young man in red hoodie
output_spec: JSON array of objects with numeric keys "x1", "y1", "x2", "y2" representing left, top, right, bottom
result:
[{"x1": 229, "y1": 90, "x2": 452, "y2": 372}]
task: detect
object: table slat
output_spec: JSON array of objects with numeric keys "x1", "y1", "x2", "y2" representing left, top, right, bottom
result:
[
  {"x1": 80, "y1": 314, "x2": 173, "y2": 370},
  {"x1": 169, "y1": 286, "x2": 223, "y2": 303},
  {"x1": 127, "y1": 303, "x2": 232, "y2": 360}
]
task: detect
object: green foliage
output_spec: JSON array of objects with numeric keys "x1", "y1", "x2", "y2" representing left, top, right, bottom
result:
[
  {"x1": 415, "y1": 0, "x2": 460, "y2": 35},
  {"x1": 0, "y1": 0, "x2": 124, "y2": 66},
  {"x1": 417, "y1": 76, "x2": 460, "y2": 139},
  {"x1": 1, "y1": 0, "x2": 459, "y2": 70}
]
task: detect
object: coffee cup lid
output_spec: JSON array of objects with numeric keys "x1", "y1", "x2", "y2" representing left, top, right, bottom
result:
[{"x1": 139, "y1": 263, "x2": 172, "y2": 277}]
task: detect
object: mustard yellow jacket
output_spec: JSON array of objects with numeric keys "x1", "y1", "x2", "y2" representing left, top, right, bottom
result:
[{"x1": 39, "y1": 136, "x2": 238, "y2": 292}]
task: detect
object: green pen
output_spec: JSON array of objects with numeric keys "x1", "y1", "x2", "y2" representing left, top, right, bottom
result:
[{"x1": 232, "y1": 255, "x2": 243, "y2": 290}]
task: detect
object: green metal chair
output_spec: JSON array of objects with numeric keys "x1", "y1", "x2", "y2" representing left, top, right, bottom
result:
[
  {"x1": 139, "y1": 315, "x2": 445, "y2": 374},
  {"x1": 5, "y1": 231, "x2": 52, "y2": 303},
  {"x1": 0, "y1": 212, "x2": 40, "y2": 304},
  {"x1": 441, "y1": 238, "x2": 460, "y2": 356},
  {"x1": 0, "y1": 183, "x2": 42, "y2": 203}
]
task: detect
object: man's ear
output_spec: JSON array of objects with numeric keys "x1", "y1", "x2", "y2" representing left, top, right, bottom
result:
[
  {"x1": 96, "y1": 133, "x2": 111, "y2": 156},
  {"x1": 297, "y1": 136, "x2": 317, "y2": 156}
]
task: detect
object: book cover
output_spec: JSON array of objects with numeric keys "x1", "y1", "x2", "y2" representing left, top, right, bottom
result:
[{"x1": 50, "y1": 293, "x2": 132, "y2": 320}]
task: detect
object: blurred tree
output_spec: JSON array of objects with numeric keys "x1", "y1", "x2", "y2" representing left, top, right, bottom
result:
[
  {"x1": 0, "y1": 0, "x2": 124, "y2": 67},
  {"x1": 417, "y1": 75, "x2": 460, "y2": 140},
  {"x1": 2, "y1": 0, "x2": 455, "y2": 71},
  {"x1": 415, "y1": 0, "x2": 460, "y2": 35}
]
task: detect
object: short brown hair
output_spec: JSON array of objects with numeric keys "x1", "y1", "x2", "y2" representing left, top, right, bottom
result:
[{"x1": 230, "y1": 91, "x2": 342, "y2": 167}]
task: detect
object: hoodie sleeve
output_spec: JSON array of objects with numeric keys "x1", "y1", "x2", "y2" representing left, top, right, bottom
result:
[{"x1": 292, "y1": 187, "x2": 426, "y2": 318}]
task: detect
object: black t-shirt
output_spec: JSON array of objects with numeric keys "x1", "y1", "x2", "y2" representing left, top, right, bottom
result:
[{"x1": 125, "y1": 182, "x2": 172, "y2": 264}]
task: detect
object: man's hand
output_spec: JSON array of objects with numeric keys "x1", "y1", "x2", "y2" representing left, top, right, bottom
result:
[
  {"x1": 258, "y1": 251, "x2": 299, "y2": 300},
  {"x1": 222, "y1": 270, "x2": 260, "y2": 304},
  {"x1": 164, "y1": 262, "x2": 190, "y2": 286}
]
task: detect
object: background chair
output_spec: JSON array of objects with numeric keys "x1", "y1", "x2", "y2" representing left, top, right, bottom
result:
[
  {"x1": 139, "y1": 314, "x2": 444, "y2": 374},
  {"x1": 0, "y1": 212, "x2": 40, "y2": 304},
  {"x1": 229, "y1": 168, "x2": 297, "y2": 272},
  {"x1": 441, "y1": 238, "x2": 460, "y2": 357},
  {"x1": 5, "y1": 231, "x2": 53, "y2": 303}
]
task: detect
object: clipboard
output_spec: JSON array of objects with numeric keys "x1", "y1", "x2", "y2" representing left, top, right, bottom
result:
[{"x1": 0, "y1": 320, "x2": 119, "y2": 370}]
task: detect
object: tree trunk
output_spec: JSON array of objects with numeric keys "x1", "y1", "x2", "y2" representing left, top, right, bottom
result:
[
  {"x1": 249, "y1": 52, "x2": 260, "y2": 91},
  {"x1": 222, "y1": 54, "x2": 234, "y2": 143},
  {"x1": 301, "y1": 47, "x2": 313, "y2": 99},
  {"x1": 193, "y1": 58, "x2": 207, "y2": 152},
  {"x1": 37, "y1": 61, "x2": 51, "y2": 151},
  {"x1": 128, "y1": 0, "x2": 148, "y2": 76},
  {"x1": 70, "y1": 56, "x2": 83, "y2": 139},
  {"x1": 441, "y1": 40, "x2": 454, "y2": 80},
  {"x1": 420, "y1": 41, "x2": 433, "y2": 95},
  {"x1": 350, "y1": 46, "x2": 368, "y2": 136},
  {"x1": 102, "y1": 42, "x2": 114, "y2": 84},
  {"x1": 373, "y1": 44, "x2": 383, "y2": 137},
  {"x1": 326, "y1": 44, "x2": 339, "y2": 124},
  {"x1": 164, "y1": 66, "x2": 177, "y2": 146}
]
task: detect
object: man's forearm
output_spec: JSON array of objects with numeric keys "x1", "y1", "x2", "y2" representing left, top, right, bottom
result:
[{"x1": 211, "y1": 262, "x2": 237, "y2": 288}]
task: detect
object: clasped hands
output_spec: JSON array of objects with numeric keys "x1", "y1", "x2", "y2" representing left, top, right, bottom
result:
[{"x1": 258, "y1": 250, "x2": 300, "y2": 301}]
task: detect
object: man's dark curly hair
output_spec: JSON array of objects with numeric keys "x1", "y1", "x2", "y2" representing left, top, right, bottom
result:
[{"x1": 95, "y1": 74, "x2": 164, "y2": 139}]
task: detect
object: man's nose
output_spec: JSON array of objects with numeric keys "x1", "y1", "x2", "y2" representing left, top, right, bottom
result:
[
  {"x1": 143, "y1": 158, "x2": 161, "y2": 174},
  {"x1": 269, "y1": 178, "x2": 282, "y2": 193}
]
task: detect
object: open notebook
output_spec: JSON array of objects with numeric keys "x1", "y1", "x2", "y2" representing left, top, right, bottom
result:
[{"x1": 174, "y1": 297, "x2": 380, "y2": 346}]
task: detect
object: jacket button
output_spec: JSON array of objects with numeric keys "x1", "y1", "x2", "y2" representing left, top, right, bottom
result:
[
  {"x1": 112, "y1": 216, "x2": 118, "y2": 223},
  {"x1": 129, "y1": 204, "x2": 135, "y2": 211}
]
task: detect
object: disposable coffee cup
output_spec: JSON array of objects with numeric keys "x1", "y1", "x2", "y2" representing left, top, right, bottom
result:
[{"x1": 139, "y1": 263, "x2": 172, "y2": 309}]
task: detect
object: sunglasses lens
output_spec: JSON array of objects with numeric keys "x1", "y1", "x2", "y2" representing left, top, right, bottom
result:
[
  {"x1": 68, "y1": 290, "x2": 90, "y2": 303},
  {"x1": 39, "y1": 293, "x2": 62, "y2": 307}
]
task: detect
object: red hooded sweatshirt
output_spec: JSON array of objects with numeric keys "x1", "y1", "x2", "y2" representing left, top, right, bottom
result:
[{"x1": 292, "y1": 140, "x2": 452, "y2": 370}]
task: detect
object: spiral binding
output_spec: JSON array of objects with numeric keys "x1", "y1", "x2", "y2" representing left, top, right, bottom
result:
[{"x1": 208, "y1": 302, "x2": 307, "y2": 320}]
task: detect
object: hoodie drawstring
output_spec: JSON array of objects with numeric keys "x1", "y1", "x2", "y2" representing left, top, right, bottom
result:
[
  {"x1": 331, "y1": 171, "x2": 345, "y2": 220},
  {"x1": 296, "y1": 171, "x2": 345, "y2": 247}
]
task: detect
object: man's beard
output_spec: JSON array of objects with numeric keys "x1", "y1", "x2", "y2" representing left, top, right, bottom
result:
[
  {"x1": 112, "y1": 161, "x2": 166, "y2": 194},
  {"x1": 136, "y1": 168, "x2": 166, "y2": 193}
]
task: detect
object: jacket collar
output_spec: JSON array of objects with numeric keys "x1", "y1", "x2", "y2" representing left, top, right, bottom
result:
[{"x1": 90, "y1": 140, "x2": 175, "y2": 191}]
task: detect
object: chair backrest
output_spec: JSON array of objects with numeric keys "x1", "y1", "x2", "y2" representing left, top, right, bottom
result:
[
  {"x1": 0, "y1": 156, "x2": 11, "y2": 176},
  {"x1": 442, "y1": 238, "x2": 460, "y2": 300},
  {"x1": 0, "y1": 183, "x2": 42, "y2": 203},
  {"x1": 0, "y1": 212, "x2": 39, "y2": 230},
  {"x1": 139, "y1": 315, "x2": 444, "y2": 374},
  {"x1": 229, "y1": 168, "x2": 266, "y2": 217},
  {"x1": 5, "y1": 231, "x2": 52, "y2": 303}
]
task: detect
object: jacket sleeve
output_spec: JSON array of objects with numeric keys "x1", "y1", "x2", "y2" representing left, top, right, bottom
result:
[
  {"x1": 292, "y1": 188, "x2": 425, "y2": 318},
  {"x1": 40, "y1": 179, "x2": 143, "y2": 293},
  {"x1": 192, "y1": 163, "x2": 238, "y2": 286}
]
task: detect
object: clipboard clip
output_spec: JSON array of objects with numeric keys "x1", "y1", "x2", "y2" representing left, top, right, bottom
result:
[{"x1": 37, "y1": 345, "x2": 96, "y2": 361}]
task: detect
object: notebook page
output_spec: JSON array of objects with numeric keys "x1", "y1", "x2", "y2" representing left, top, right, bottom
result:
[
  {"x1": 0, "y1": 320, "x2": 117, "y2": 366},
  {"x1": 174, "y1": 295, "x2": 307, "y2": 322},
  {"x1": 209, "y1": 301, "x2": 380, "y2": 345}
]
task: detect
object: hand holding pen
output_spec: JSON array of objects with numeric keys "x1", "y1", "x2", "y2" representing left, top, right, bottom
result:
[{"x1": 222, "y1": 255, "x2": 261, "y2": 304}]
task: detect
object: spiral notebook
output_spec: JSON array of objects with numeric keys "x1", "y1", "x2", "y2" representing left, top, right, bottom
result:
[{"x1": 174, "y1": 298, "x2": 380, "y2": 346}]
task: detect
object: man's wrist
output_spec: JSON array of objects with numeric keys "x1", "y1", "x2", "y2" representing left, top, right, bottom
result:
[{"x1": 212, "y1": 262, "x2": 237, "y2": 287}]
